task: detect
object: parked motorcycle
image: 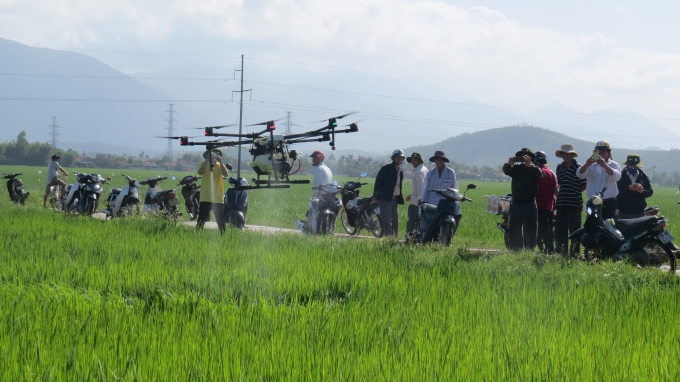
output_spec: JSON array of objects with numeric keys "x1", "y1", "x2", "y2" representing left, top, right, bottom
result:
[
  {"x1": 410, "y1": 184, "x2": 475, "y2": 245},
  {"x1": 3, "y1": 172, "x2": 29, "y2": 205},
  {"x1": 570, "y1": 188, "x2": 677, "y2": 273},
  {"x1": 63, "y1": 173, "x2": 108, "y2": 215},
  {"x1": 224, "y1": 177, "x2": 251, "y2": 229},
  {"x1": 178, "y1": 175, "x2": 201, "y2": 220},
  {"x1": 296, "y1": 182, "x2": 343, "y2": 235},
  {"x1": 339, "y1": 172, "x2": 382, "y2": 237},
  {"x1": 140, "y1": 176, "x2": 180, "y2": 218},
  {"x1": 485, "y1": 194, "x2": 513, "y2": 249},
  {"x1": 47, "y1": 181, "x2": 63, "y2": 210},
  {"x1": 102, "y1": 174, "x2": 141, "y2": 218}
]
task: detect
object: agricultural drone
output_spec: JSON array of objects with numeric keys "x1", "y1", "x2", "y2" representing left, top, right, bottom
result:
[{"x1": 156, "y1": 113, "x2": 360, "y2": 188}]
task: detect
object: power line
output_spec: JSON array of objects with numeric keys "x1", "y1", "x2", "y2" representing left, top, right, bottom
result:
[{"x1": 0, "y1": 73, "x2": 230, "y2": 81}]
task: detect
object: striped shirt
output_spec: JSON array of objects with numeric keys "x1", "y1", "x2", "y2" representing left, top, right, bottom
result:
[{"x1": 556, "y1": 160, "x2": 587, "y2": 208}]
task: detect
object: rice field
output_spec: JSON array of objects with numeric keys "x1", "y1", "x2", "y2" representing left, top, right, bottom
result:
[{"x1": 2, "y1": 165, "x2": 680, "y2": 379}]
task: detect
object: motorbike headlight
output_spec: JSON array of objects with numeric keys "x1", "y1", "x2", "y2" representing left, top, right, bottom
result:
[{"x1": 587, "y1": 207, "x2": 593, "y2": 215}]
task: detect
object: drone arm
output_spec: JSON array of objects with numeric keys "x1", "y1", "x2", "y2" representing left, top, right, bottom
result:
[{"x1": 286, "y1": 137, "x2": 330, "y2": 145}]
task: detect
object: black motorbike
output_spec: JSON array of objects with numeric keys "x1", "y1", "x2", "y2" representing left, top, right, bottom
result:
[
  {"x1": 178, "y1": 175, "x2": 201, "y2": 220},
  {"x1": 140, "y1": 176, "x2": 180, "y2": 218},
  {"x1": 65, "y1": 173, "x2": 108, "y2": 215},
  {"x1": 224, "y1": 177, "x2": 251, "y2": 229},
  {"x1": 3, "y1": 172, "x2": 29, "y2": 205},
  {"x1": 570, "y1": 188, "x2": 677, "y2": 273},
  {"x1": 339, "y1": 172, "x2": 382, "y2": 237},
  {"x1": 298, "y1": 183, "x2": 343, "y2": 235},
  {"x1": 411, "y1": 184, "x2": 476, "y2": 246}
]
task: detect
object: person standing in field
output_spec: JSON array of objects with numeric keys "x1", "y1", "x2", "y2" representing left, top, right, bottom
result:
[
  {"x1": 502, "y1": 148, "x2": 543, "y2": 251},
  {"x1": 534, "y1": 151, "x2": 558, "y2": 254},
  {"x1": 196, "y1": 148, "x2": 230, "y2": 234},
  {"x1": 43, "y1": 154, "x2": 68, "y2": 208},
  {"x1": 577, "y1": 140, "x2": 621, "y2": 220},
  {"x1": 554, "y1": 144, "x2": 587, "y2": 256},
  {"x1": 616, "y1": 154, "x2": 653, "y2": 219},
  {"x1": 373, "y1": 149, "x2": 405, "y2": 237},
  {"x1": 405, "y1": 152, "x2": 427, "y2": 240}
]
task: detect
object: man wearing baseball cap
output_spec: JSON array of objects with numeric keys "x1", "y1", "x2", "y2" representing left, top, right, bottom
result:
[
  {"x1": 616, "y1": 154, "x2": 652, "y2": 219},
  {"x1": 577, "y1": 140, "x2": 621, "y2": 220},
  {"x1": 43, "y1": 154, "x2": 68, "y2": 207},
  {"x1": 405, "y1": 152, "x2": 427, "y2": 239},
  {"x1": 196, "y1": 148, "x2": 230, "y2": 233},
  {"x1": 373, "y1": 149, "x2": 405, "y2": 236}
]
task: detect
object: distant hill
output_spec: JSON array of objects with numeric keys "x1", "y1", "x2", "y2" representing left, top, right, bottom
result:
[{"x1": 404, "y1": 125, "x2": 680, "y2": 174}]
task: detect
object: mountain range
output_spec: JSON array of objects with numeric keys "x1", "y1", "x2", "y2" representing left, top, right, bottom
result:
[{"x1": 2, "y1": 36, "x2": 680, "y2": 160}]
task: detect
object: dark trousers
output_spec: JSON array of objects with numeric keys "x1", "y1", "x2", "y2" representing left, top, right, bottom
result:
[
  {"x1": 537, "y1": 209, "x2": 555, "y2": 254},
  {"x1": 197, "y1": 202, "x2": 226, "y2": 234},
  {"x1": 508, "y1": 201, "x2": 537, "y2": 251},
  {"x1": 406, "y1": 204, "x2": 420, "y2": 235},
  {"x1": 555, "y1": 206, "x2": 582, "y2": 256},
  {"x1": 601, "y1": 198, "x2": 617, "y2": 220},
  {"x1": 378, "y1": 199, "x2": 399, "y2": 237}
]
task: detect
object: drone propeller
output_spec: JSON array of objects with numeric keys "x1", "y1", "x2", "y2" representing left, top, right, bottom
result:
[
  {"x1": 313, "y1": 112, "x2": 357, "y2": 123},
  {"x1": 188, "y1": 124, "x2": 237, "y2": 130},
  {"x1": 341, "y1": 119, "x2": 364, "y2": 127},
  {"x1": 155, "y1": 135, "x2": 199, "y2": 139},
  {"x1": 247, "y1": 118, "x2": 284, "y2": 127}
]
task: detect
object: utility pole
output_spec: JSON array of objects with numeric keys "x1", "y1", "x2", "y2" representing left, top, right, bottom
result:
[
  {"x1": 232, "y1": 55, "x2": 251, "y2": 177},
  {"x1": 283, "y1": 111, "x2": 297, "y2": 136},
  {"x1": 165, "y1": 104, "x2": 176, "y2": 160},
  {"x1": 48, "y1": 116, "x2": 60, "y2": 149}
]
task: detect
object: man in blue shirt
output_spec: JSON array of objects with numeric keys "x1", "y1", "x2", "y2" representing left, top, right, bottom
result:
[{"x1": 373, "y1": 149, "x2": 405, "y2": 237}]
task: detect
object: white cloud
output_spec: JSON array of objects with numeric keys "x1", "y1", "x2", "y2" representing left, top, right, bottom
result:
[{"x1": 1, "y1": 0, "x2": 680, "y2": 123}]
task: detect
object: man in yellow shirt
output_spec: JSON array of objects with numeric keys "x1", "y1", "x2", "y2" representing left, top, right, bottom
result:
[{"x1": 197, "y1": 148, "x2": 230, "y2": 233}]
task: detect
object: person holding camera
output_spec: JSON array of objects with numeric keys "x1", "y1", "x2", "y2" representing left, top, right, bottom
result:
[
  {"x1": 502, "y1": 148, "x2": 543, "y2": 251},
  {"x1": 577, "y1": 140, "x2": 621, "y2": 220},
  {"x1": 196, "y1": 148, "x2": 231, "y2": 234},
  {"x1": 616, "y1": 154, "x2": 652, "y2": 219}
]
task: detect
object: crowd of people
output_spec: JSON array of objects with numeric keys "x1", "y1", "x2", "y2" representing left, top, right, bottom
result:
[
  {"x1": 44, "y1": 141, "x2": 653, "y2": 250},
  {"x1": 296, "y1": 140, "x2": 653, "y2": 253}
]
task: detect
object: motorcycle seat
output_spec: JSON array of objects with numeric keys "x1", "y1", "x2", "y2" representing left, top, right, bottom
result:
[
  {"x1": 615, "y1": 216, "x2": 658, "y2": 236},
  {"x1": 420, "y1": 203, "x2": 437, "y2": 214},
  {"x1": 357, "y1": 197, "x2": 373, "y2": 205},
  {"x1": 110, "y1": 188, "x2": 122, "y2": 195},
  {"x1": 154, "y1": 190, "x2": 174, "y2": 198}
]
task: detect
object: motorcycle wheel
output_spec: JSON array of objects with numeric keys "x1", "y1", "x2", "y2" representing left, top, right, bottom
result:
[
  {"x1": 50, "y1": 197, "x2": 62, "y2": 211},
  {"x1": 340, "y1": 209, "x2": 358, "y2": 235},
  {"x1": 366, "y1": 209, "x2": 382, "y2": 238},
  {"x1": 17, "y1": 191, "x2": 25, "y2": 205},
  {"x1": 85, "y1": 200, "x2": 96, "y2": 216},
  {"x1": 439, "y1": 223, "x2": 455, "y2": 246},
  {"x1": 504, "y1": 232, "x2": 511, "y2": 250},
  {"x1": 318, "y1": 214, "x2": 335, "y2": 235},
  {"x1": 639, "y1": 239, "x2": 676, "y2": 274}
]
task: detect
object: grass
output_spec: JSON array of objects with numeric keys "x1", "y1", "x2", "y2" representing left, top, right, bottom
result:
[{"x1": 2, "y1": 165, "x2": 680, "y2": 379}]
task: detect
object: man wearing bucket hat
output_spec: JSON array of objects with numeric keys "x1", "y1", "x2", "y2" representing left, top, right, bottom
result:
[
  {"x1": 554, "y1": 143, "x2": 587, "y2": 256},
  {"x1": 616, "y1": 154, "x2": 653, "y2": 219},
  {"x1": 373, "y1": 149, "x2": 405, "y2": 236},
  {"x1": 196, "y1": 148, "x2": 230, "y2": 233},
  {"x1": 420, "y1": 150, "x2": 459, "y2": 242},
  {"x1": 405, "y1": 152, "x2": 427, "y2": 239},
  {"x1": 577, "y1": 140, "x2": 621, "y2": 220},
  {"x1": 502, "y1": 148, "x2": 543, "y2": 251}
]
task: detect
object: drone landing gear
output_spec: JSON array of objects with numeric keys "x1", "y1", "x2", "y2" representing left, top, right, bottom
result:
[{"x1": 251, "y1": 166, "x2": 308, "y2": 188}]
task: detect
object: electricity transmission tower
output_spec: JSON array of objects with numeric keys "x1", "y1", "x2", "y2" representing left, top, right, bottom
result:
[
  {"x1": 165, "y1": 104, "x2": 176, "y2": 160},
  {"x1": 283, "y1": 111, "x2": 297, "y2": 136},
  {"x1": 48, "y1": 116, "x2": 60, "y2": 149}
]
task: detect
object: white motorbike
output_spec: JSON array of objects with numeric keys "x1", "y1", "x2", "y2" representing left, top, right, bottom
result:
[
  {"x1": 102, "y1": 174, "x2": 141, "y2": 218},
  {"x1": 140, "y1": 176, "x2": 180, "y2": 217}
]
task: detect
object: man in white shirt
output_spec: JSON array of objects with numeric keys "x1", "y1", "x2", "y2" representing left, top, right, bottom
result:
[
  {"x1": 311, "y1": 150, "x2": 332, "y2": 198},
  {"x1": 405, "y1": 152, "x2": 427, "y2": 239},
  {"x1": 577, "y1": 140, "x2": 621, "y2": 219},
  {"x1": 43, "y1": 154, "x2": 68, "y2": 207}
]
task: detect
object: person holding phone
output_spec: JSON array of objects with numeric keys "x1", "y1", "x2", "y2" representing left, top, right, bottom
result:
[
  {"x1": 616, "y1": 154, "x2": 653, "y2": 219},
  {"x1": 577, "y1": 140, "x2": 621, "y2": 220},
  {"x1": 502, "y1": 148, "x2": 543, "y2": 251},
  {"x1": 196, "y1": 148, "x2": 230, "y2": 233}
]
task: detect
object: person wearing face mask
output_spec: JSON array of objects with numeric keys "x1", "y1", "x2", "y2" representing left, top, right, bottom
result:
[{"x1": 616, "y1": 154, "x2": 653, "y2": 219}]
